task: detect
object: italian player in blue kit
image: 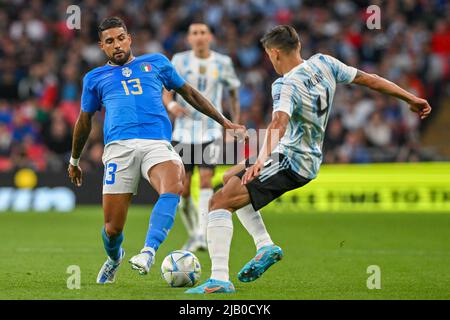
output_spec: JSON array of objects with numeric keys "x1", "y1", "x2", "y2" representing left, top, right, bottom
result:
[{"x1": 67, "y1": 17, "x2": 245, "y2": 284}]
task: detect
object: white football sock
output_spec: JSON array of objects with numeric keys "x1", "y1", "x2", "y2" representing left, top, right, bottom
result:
[
  {"x1": 207, "y1": 209, "x2": 233, "y2": 282},
  {"x1": 198, "y1": 188, "x2": 213, "y2": 240},
  {"x1": 236, "y1": 204, "x2": 273, "y2": 251},
  {"x1": 179, "y1": 196, "x2": 198, "y2": 237}
]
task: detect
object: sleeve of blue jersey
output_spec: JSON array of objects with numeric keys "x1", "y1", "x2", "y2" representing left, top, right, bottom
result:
[
  {"x1": 81, "y1": 72, "x2": 101, "y2": 113},
  {"x1": 155, "y1": 54, "x2": 186, "y2": 91}
]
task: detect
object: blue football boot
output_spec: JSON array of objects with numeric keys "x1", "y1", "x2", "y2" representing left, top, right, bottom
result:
[
  {"x1": 185, "y1": 278, "x2": 236, "y2": 294},
  {"x1": 96, "y1": 248, "x2": 125, "y2": 284},
  {"x1": 238, "y1": 245, "x2": 283, "y2": 282}
]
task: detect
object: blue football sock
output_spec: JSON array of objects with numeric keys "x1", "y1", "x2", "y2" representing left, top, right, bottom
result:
[
  {"x1": 102, "y1": 227, "x2": 123, "y2": 261},
  {"x1": 144, "y1": 193, "x2": 180, "y2": 252}
]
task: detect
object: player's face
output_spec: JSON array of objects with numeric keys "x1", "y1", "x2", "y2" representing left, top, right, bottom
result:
[
  {"x1": 99, "y1": 27, "x2": 132, "y2": 65},
  {"x1": 187, "y1": 24, "x2": 212, "y2": 51},
  {"x1": 265, "y1": 47, "x2": 282, "y2": 75}
]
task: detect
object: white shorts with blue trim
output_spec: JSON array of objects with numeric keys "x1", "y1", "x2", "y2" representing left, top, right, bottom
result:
[{"x1": 102, "y1": 139, "x2": 182, "y2": 195}]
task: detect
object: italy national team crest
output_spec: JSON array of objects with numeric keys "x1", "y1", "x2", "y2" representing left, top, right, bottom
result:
[
  {"x1": 122, "y1": 67, "x2": 132, "y2": 77},
  {"x1": 140, "y1": 63, "x2": 152, "y2": 72}
]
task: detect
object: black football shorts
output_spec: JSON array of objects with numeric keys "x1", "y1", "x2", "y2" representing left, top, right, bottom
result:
[{"x1": 236, "y1": 153, "x2": 311, "y2": 211}]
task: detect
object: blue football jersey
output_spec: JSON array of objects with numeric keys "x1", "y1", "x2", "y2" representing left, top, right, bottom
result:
[{"x1": 81, "y1": 53, "x2": 186, "y2": 145}]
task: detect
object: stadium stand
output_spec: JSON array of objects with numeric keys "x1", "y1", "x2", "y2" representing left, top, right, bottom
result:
[{"x1": 0, "y1": 0, "x2": 448, "y2": 172}]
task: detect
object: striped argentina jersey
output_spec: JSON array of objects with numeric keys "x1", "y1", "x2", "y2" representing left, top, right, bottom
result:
[
  {"x1": 171, "y1": 50, "x2": 240, "y2": 144},
  {"x1": 272, "y1": 53, "x2": 357, "y2": 179}
]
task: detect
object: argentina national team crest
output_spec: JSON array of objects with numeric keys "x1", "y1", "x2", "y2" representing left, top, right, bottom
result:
[{"x1": 121, "y1": 67, "x2": 132, "y2": 77}]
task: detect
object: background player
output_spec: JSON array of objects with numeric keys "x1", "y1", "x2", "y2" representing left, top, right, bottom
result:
[
  {"x1": 163, "y1": 23, "x2": 241, "y2": 252},
  {"x1": 187, "y1": 25, "x2": 432, "y2": 294},
  {"x1": 67, "y1": 17, "x2": 245, "y2": 284}
]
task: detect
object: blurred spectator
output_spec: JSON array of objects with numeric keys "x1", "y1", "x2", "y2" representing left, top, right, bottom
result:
[
  {"x1": 364, "y1": 111, "x2": 392, "y2": 148},
  {"x1": 338, "y1": 130, "x2": 371, "y2": 163},
  {"x1": 323, "y1": 116, "x2": 347, "y2": 163}
]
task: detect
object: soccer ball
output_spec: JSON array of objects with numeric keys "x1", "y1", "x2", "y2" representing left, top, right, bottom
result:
[{"x1": 161, "y1": 250, "x2": 201, "y2": 287}]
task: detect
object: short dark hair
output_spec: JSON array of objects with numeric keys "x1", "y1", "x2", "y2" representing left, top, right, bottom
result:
[
  {"x1": 98, "y1": 16, "x2": 128, "y2": 39},
  {"x1": 260, "y1": 25, "x2": 300, "y2": 52}
]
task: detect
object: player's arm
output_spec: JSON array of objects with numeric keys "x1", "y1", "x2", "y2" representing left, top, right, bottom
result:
[
  {"x1": 242, "y1": 111, "x2": 290, "y2": 185},
  {"x1": 68, "y1": 111, "x2": 95, "y2": 187},
  {"x1": 69, "y1": 72, "x2": 100, "y2": 186},
  {"x1": 175, "y1": 83, "x2": 245, "y2": 135},
  {"x1": 352, "y1": 70, "x2": 431, "y2": 119}
]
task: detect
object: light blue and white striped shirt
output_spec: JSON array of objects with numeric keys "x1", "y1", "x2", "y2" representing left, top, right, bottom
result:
[
  {"x1": 171, "y1": 50, "x2": 240, "y2": 144},
  {"x1": 272, "y1": 53, "x2": 357, "y2": 179}
]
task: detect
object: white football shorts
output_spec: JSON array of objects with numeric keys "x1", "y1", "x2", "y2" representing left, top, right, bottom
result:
[{"x1": 101, "y1": 139, "x2": 182, "y2": 195}]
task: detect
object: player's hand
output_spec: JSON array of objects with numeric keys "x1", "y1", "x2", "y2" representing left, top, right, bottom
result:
[
  {"x1": 242, "y1": 159, "x2": 264, "y2": 185},
  {"x1": 409, "y1": 97, "x2": 431, "y2": 120},
  {"x1": 68, "y1": 164, "x2": 83, "y2": 187},
  {"x1": 223, "y1": 119, "x2": 247, "y2": 142},
  {"x1": 168, "y1": 102, "x2": 191, "y2": 118}
]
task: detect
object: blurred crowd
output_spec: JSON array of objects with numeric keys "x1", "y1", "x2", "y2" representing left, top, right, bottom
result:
[{"x1": 0, "y1": 0, "x2": 449, "y2": 172}]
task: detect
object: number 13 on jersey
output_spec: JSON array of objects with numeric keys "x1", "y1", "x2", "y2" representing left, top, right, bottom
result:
[{"x1": 121, "y1": 78, "x2": 143, "y2": 95}]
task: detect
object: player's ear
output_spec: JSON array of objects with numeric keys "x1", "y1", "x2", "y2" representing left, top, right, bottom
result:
[{"x1": 275, "y1": 49, "x2": 282, "y2": 61}]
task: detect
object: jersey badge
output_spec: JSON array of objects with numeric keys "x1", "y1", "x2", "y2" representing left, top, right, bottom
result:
[
  {"x1": 199, "y1": 65, "x2": 207, "y2": 74},
  {"x1": 122, "y1": 67, "x2": 132, "y2": 78},
  {"x1": 140, "y1": 63, "x2": 152, "y2": 72}
]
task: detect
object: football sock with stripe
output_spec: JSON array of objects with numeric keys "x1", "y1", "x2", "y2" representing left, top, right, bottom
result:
[
  {"x1": 236, "y1": 204, "x2": 274, "y2": 251},
  {"x1": 198, "y1": 188, "x2": 213, "y2": 239},
  {"x1": 102, "y1": 227, "x2": 124, "y2": 261},
  {"x1": 207, "y1": 209, "x2": 233, "y2": 282},
  {"x1": 144, "y1": 193, "x2": 180, "y2": 252}
]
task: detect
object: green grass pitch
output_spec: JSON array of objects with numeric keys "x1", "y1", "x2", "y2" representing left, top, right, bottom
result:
[{"x1": 1, "y1": 206, "x2": 450, "y2": 299}]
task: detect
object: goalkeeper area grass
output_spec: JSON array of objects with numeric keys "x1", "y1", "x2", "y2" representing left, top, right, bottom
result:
[{"x1": 1, "y1": 206, "x2": 449, "y2": 300}]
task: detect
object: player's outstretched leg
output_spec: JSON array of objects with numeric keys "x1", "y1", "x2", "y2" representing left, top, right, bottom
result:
[
  {"x1": 185, "y1": 208, "x2": 236, "y2": 294},
  {"x1": 129, "y1": 160, "x2": 183, "y2": 275},
  {"x1": 223, "y1": 165, "x2": 282, "y2": 283},
  {"x1": 129, "y1": 193, "x2": 180, "y2": 275},
  {"x1": 186, "y1": 176, "x2": 250, "y2": 294},
  {"x1": 235, "y1": 204, "x2": 283, "y2": 282}
]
